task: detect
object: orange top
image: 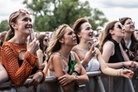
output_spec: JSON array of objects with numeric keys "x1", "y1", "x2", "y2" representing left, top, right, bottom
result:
[{"x1": 1, "y1": 42, "x2": 37, "y2": 86}]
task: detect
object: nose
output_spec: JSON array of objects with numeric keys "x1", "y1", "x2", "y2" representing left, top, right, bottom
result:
[
  {"x1": 122, "y1": 25, "x2": 125, "y2": 30},
  {"x1": 73, "y1": 33, "x2": 76, "y2": 37}
]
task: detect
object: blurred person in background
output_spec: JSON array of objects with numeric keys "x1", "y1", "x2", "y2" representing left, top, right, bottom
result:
[
  {"x1": 36, "y1": 34, "x2": 48, "y2": 70},
  {"x1": 119, "y1": 17, "x2": 138, "y2": 61},
  {"x1": 134, "y1": 29, "x2": 138, "y2": 41}
]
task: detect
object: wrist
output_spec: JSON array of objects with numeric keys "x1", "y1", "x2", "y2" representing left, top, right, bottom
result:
[
  {"x1": 117, "y1": 69, "x2": 123, "y2": 76},
  {"x1": 36, "y1": 70, "x2": 45, "y2": 83},
  {"x1": 81, "y1": 61, "x2": 88, "y2": 69},
  {"x1": 73, "y1": 74, "x2": 78, "y2": 83},
  {"x1": 72, "y1": 71, "x2": 80, "y2": 75},
  {"x1": 122, "y1": 62, "x2": 125, "y2": 68}
]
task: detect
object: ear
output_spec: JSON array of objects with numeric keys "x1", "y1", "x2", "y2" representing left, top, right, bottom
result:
[
  {"x1": 109, "y1": 29, "x2": 114, "y2": 35},
  {"x1": 77, "y1": 32, "x2": 81, "y2": 38},
  {"x1": 10, "y1": 22, "x2": 18, "y2": 30},
  {"x1": 59, "y1": 38, "x2": 64, "y2": 44}
]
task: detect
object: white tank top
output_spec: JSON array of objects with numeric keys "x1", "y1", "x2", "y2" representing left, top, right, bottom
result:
[{"x1": 86, "y1": 57, "x2": 100, "y2": 72}]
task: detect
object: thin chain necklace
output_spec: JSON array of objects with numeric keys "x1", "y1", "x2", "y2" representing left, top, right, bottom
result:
[
  {"x1": 58, "y1": 52, "x2": 69, "y2": 64},
  {"x1": 58, "y1": 52, "x2": 69, "y2": 71}
]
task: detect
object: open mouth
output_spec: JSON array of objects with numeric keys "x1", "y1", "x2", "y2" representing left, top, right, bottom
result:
[
  {"x1": 25, "y1": 24, "x2": 32, "y2": 29},
  {"x1": 88, "y1": 32, "x2": 93, "y2": 38}
]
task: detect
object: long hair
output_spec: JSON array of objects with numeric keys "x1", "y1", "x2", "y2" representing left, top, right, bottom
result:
[
  {"x1": 72, "y1": 18, "x2": 88, "y2": 44},
  {"x1": 46, "y1": 24, "x2": 69, "y2": 62},
  {"x1": 37, "y1": 34, "x2": 47, "y2": 52},
  {"x1": 119, "y1": 17, "x2": 137, "y2": 50},
  {"x1": 4, "y1": 11, "x2": 19, "y2": 41},
  {"x1": 99, "y1": 21, "x2": 118, "y2": 52}
]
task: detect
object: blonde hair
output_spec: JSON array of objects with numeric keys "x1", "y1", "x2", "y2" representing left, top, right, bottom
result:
[{"x1": 46, "y1": 24, "x2": 69, "y2": 62}]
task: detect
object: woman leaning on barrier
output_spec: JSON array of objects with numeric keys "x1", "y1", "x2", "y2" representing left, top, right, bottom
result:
[
  {"x1": 99, "y1": 20, "x2": 138, "y2": 92},
  {"x1": 1, "y1": 9, "x2": 45, "y2": 88},
  {"x1": 120, "y1": 17, "x2": 138, "y2": 92},
  {"x1": 43, "y1": 24, "x2": 89, "y2": 92}
]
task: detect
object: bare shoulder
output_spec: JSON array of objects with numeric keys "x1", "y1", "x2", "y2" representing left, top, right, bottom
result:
[
  {"x1": 72, "y1": 45, "x2": 79, "y2": 52},
  {"x1": 102, "y1": 41, "x2": 115, "y2": 56},
  {"x1": 51, "y1": 53, "x2": 61, "y2": 60},
  {"x1": 103, "y1": 41, "x2": 114, "y2": 50}
]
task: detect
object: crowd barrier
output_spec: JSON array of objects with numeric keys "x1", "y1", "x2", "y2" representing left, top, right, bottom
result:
[{"x1": 0, "y1": 71, "x2": 135, "y2": 92}]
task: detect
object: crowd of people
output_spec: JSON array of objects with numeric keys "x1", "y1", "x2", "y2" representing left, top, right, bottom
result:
[{"x1": 0, "y1": 9, "x2": 138, "y2": 92}]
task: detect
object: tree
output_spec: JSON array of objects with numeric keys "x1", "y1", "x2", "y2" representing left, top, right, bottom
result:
[
  {"x1": 0, "y1": 20, "x2": 9, "y2": 32},
  {"x1": 23, "y1": 0, "x2": 108, "y2": 32}
]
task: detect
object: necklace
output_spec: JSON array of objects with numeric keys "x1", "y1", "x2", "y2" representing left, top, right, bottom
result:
[{"x1": 58, "y1": 52, "x2": 69, "y2": 71}]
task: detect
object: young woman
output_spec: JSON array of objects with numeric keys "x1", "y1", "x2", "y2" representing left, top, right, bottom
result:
[
  {"x1": 72, "y1": 18, "x2": 134, "y2": 92},
  {"x1": 1, "y1": 9, "x2": 45, "y2": 87},
  {"x1": 134, "y1": 29, "x2": 138, "y2": 41},
  {"x1": 43, "y1": 24, "x2": 89, "y2": 92},
  {"x1": 119, "y1": 17, "x2": 138, "y2": 91},
  {"x1": 99, "y1": 20, "x2": 138, "y2": 92},
  {"x1": 72, "y1": 18, "x2": 134, "y2": 76},
  {"x1": 36, "y1": 34, "x2": 48, "y2": 69},
  {"x1": 119, "y1": 17, "x2": 138, "y2": 61}
]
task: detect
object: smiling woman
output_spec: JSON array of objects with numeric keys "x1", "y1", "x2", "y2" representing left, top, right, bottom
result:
[{"x1": 1, "y1": 9, "x2": 45, "y2": 90}]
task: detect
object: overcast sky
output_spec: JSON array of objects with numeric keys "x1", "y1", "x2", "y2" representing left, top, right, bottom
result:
[{"x1": 0, "y1": 0, "x2": 138, "y2": 28}]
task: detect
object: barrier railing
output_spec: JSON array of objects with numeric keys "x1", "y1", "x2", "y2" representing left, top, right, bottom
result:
[{"x1": 0, "y1": 71, "x2": 135, "y2": 92}]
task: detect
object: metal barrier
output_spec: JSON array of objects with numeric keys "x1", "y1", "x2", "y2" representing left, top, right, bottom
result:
[{"x1": 0, "y1": 71, "x2": 135, "y2": 92}]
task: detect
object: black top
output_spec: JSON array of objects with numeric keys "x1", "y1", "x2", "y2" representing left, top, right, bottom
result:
[
  {"x1": 108, "y1": 39, "x2": 124, "y2": 63},
  {"x1": 18, "y1": 59, "x2": 38, "y2": 75}
]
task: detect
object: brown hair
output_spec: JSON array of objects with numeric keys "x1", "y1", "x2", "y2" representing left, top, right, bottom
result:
[
  {"x1": 99, "y1": 21, "x2": 118, "y2": 52},
  {"x1": 119, "y1": 17, "x2": 131, "y2": 25},
  {"x1": 72, "y1": 18, "x2": 88, "y2": 43},
  {"x1": 4, "y1": 11, "x2": 19, "y2": 41}
]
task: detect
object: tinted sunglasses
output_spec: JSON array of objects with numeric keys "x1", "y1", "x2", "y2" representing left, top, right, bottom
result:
[
  {"x1": 44, "y1": 39, "x2": 48, "y2": 42},
  {"x1": 135, "y1": 29, "x2": 138, "y2": 31},
  {"x1": 118, "y1": 25, "x2": 123, "y2": 29},
  {"x1": 9, "y1": 9, "x2": 31, "y2": 24}
]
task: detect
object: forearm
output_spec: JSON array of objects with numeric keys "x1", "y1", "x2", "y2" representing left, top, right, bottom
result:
[
  {"x1": 0, "y1": 70, "x2": 9, "y2": 83},
  {"x1": 106, "y1": 62, "x2": 124, "y2": 69},
  {"x1": 3, "y1": 51, "x2": 37, "y2": 86},
  {"x1": 101, "y1": 67, "x2": 122, "y2": 76}
]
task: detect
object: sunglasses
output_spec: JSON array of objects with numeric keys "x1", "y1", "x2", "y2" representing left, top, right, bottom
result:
[
  {"x1": 135, "y1": 29, "x2": 138, "y2": 31},
  {"x1": 44, "y1": 39, "x2": 48, "y2": 42},
  {"x1": 9, "y1": 9, "x2": 31, "y2": 24},
  {"x1": 118, "y1": 25, "x2": 123, "y2": 29}
]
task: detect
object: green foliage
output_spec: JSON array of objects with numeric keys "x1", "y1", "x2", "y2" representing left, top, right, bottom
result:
[
  {"x1": 23, "y1": 0, "x2": 108, "y2": 32},
  {"x1": 0, "y1": 20, "x2": 10, "y2": 32}
]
